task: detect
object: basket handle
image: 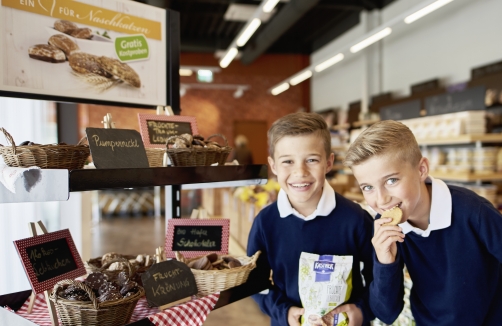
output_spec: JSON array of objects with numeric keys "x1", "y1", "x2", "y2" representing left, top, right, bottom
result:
[
  {"x1": 51, "y1": 279, "x2": 99, "y2": 309},
  {"x1": 77, "y1": 136, "x2": 88, "y2": 146},
  {"x1": 174, "y1": 251, "x2": 186, "y2": 263},
  {"x1": 207, "y1": 134, "x2": 228, "y2": 147},
  {"x1": 100, "y1": 257, "x2": 135, "y2": 278},
  {"x1": 248, "y1": 250, "x2": 261, "y2": 268},
  {"x1": 0, "y1": 128, "x2": 17, "y2": 154}
]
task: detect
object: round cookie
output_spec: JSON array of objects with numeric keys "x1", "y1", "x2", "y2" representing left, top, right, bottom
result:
[
  {"x1": 84, "y1": 272, "x2": 108, "y2": 291},
  {"x1": 69, "y1": 52, "x2": 112, "y2": 78},
  {"x1": 381, "y1": 206, "x2": 403, "y2": 226},
  {"x1": 48, "y1": 34, "x2": 80, "y2": 58},
  {"x1": 54, "y1": 20, "x2": 77, "y2": 34},
  {"x1": 97, "y1": 56, "x2": 141, "y2": 88}
]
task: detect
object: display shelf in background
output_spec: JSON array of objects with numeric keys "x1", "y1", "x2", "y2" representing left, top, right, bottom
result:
[
  {"x1": 417, "y1": 133, "x2": 502, "y2": 146},
  {"x1": 331, "y1": 123, "x2": 351, "y2": 131},
  {"x1": 343, "y1": 191, "x2": 364, "y2": 202},
  {"x1": 352, "y1": 119, "x2": 380, "y2": 128},
  {"x1": 429, "y1": 171, "x2": 502, "y2": 182}
]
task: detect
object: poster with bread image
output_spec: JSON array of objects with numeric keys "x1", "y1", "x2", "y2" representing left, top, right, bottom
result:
[{"x1": 0, "y1": 0, "x2": 166, "y2": 106}]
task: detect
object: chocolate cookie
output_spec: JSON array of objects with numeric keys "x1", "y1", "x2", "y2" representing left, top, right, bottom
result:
[
  {"x1": 120, "y1": 280, "x2": 139, "y2": 296},
  {"x1": 98, "y1": 281, "x2": 121, "y2": 295},
  {"x1": 206, "y1": 253, "x2": 218, "y2": 263},
  {"x1": 54, "y1": 20, "x2": 77, "y2": 34},
  {"x1": 69, "y1": 52, "x2": 112, "y2": 78},
  {"x1": 28, "y1": 44, "x2": 65, "y2": 63},
  {"x1": 70, "y1": 27, "x2": 92, "y2": 39},
  {"x1": 97, "y1": 56, "x2": 141, "y2": 88},
  {"x1": 117, "y1": 271, "x2": 129, "y2": 286},
  {"x1": 84, "y1": 272, "x2": 108, "y2": 291},
  {"x1": 48, "y1": 34, "x2": 79, "y2": 58},
  {"x1": 98, "y1": 290, "x2": 122, "y2": 303}
]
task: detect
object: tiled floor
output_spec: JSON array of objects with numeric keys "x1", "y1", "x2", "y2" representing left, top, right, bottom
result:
[{"x1": 92, "y1": 216, "x2": 270, "y2": 325}]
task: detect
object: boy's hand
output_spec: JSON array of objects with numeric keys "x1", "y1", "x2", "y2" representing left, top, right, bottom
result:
[
  {"x1": 324, "y1": 304, "x2": 363, "y2": 326},
  {"x1": 287, "y1": 306, "x2": 304, "y2": 326},
  {"x1": 372, "y1": 218, "x2": 405, "y2": 264}
]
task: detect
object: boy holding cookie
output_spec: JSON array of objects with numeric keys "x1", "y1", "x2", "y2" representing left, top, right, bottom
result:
[
  {"x1": 247, "y1": 112, "x2": 375, "y2": 326},
  {"x1": 344, "y1": 120, "x2": 502, "y2": 325}
]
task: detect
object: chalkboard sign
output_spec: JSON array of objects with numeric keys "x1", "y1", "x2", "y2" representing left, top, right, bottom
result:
[
  {"x1": 86, "y1": 127, "x2": 149, "y2": 169},
  {"x1": 424, "y1": 86, "x2": 486, "y2": 116},
  {"x1": 141, "y1": 260, "x2": 198, "y2": 309},
  {"x1": 380, "y1": 99, "x2": 421, "y2": 120},
  {"x1": 411, "y1": 78, "x2": 441, "y2": 95},
  {"x1": 165, "y1": 219, "x2": 229, "y2": 259},
  {"x1": 138, "y1": 114, "x2": 199, "y2": 148},
  {"x1": 14, "y1": 229, "x2": 86, "y2": 293}
]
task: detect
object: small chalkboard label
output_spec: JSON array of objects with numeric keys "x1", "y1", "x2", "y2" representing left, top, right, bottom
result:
[
  {"x1": 165, "y1": 219, "x2": 229, "y2": 259},
  {"x1": 86, "y1": 127, "x2": 149, "y2": 169},
  {"x1": 424, "y1": 86, "x2": 486, "y2": 116},
  {"x1": 14, "y1": 229, "x2": 86, "y2": 293},
  {"x1": 141, "y1": 260, "x2": 198, "y2": 309},
  {"x1": 380, "y1": 99, "x2": 421, "y2": 120},
  {"x1": 138, "y1": 114, "x2": 199, "y2": 148}
]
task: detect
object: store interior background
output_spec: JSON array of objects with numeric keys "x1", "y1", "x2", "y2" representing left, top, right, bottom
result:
[{"x1": 1, "y1": 0, "x2": 502, "y2": 324}]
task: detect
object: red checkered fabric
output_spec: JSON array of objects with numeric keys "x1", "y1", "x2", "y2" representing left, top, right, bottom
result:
[
  {"x1": 148, "y1": 293, "x2": 220, "y2": 326},
  {"x1": 12, "y1": 292, "x2": 220, "y2": 326}
]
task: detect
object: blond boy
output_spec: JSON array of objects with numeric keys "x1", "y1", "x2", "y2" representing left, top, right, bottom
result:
[
  {"x1": 344, "y1": 120, "x2": 502, "y2": 325},
  {"x1": 247, "y1": 112, "x2": 374, "y2": 326}
]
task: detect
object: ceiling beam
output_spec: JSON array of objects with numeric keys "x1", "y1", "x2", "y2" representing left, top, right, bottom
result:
[{"x1": 240, "y1": 0, "x2": 320, "y2": 65}]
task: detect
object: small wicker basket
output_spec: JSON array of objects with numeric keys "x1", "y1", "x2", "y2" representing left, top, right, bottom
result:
[
  {"x1": 145, "y1": 148, "x2": 165, "y2": 167},
  {"x1": 49, "y1": 279, "x2": 144, "y2": 326},
  {"x1": 175, "y1": 250, "x2": 260, "y2": 296},
  {"x1": 0, "y1": 128, "x2": 89, "y2": 169},
  {"x1": 166, "y1": 134, "x2": 232, "y2": 167}
]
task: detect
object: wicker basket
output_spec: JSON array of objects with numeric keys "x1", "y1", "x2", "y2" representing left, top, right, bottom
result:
[
  {"x1": 166, "y1": 134, "x2": 233, "y2": 167},
  {"x1": 84, "y1": 256, "x2": 136, "y2": 280},
  {"x1": 145, "y1": 148, "x2": 165, "y2": 167},
  {"x1": 0, "y1": 128, "x2": 89, "y2": 169},
  {"x1": 49, "y1": 279, "x2": 144, "y2": 326},
  {"x1": 175, "y1": 250, "x2": 260, "y2": 296}
]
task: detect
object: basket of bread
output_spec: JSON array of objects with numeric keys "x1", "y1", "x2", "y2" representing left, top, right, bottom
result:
[
  {"x1": 166, "y1": 133, "x2": 232, "y2": 167},
  {"x1": 0, "y1": 128, "x2": 89, "y2": 169},
  {"x1": 49, "y1": 270, "x2": 144, "y2": 326},
  {"x1": 175, "y1": 250, "x2": 260, "y2": 296}
]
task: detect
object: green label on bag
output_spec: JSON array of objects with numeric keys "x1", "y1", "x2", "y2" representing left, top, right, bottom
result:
[{"x1": 115, "y1": 35, "x2": 149, "y2": 62}]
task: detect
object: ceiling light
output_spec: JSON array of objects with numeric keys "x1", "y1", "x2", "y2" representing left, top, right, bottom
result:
[
  {"x1": 219, "y1": 47, "x2": 238, "y2": 68},
  {"x1": 271, "y1": 83, "x2": 290, "y2": 96},
  {"x1": 289, "y1": 70, "x2": 312, "y2": 86},
  {"x1": 197, "y1": 69, "x2": 213, "y2": 83},
  {"x1": 236, "y1": 18, "x2": 261, "y2": 47},
  {"x1": 179, "y1": 68, "x2": 193, "y2": 76},
  {"x1": 404, "y1": 0, "x2": 454, "y2": 24},
  {"x1": 314, "y1": 53, "x2": 344, "y2": 72},
  {"x1": 263, "y1": 0, "x2": 281, "y2": 13},
  {"x1": 350, "y1": 27, "x2": 392, "y2": 53},
  {"x1": 233, "y1": 88, "x2": 244, "y2": 98}
]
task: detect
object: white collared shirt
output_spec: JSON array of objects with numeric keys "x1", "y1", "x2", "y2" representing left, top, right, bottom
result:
[
  {"x1": 399, "y1": 175, "x2": 452, "y2": 237},
  {"x1": 277, "y1": 179, "x2": 336, "y2": 221}
]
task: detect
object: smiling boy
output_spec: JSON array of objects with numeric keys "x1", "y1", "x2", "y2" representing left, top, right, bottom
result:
[
  {"x1": 344, "y1": 120, "x2": 502, "y2": 325},
  {"x1": 247, "y1": 112, "x2": 374, "y2": 326}
]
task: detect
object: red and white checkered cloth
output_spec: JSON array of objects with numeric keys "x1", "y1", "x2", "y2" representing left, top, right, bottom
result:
[
  {"x1": 12, "y1": 292, "x2": 220, "y2": 326},
  {"x1": 147, "y1": 293, "x2": 220, "y2": 326}
]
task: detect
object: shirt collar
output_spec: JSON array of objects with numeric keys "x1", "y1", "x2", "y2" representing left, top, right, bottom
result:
[
  {"x1": 400, "y1": 175, "x2": 452, "y2": 237},
  {"x1": 277, "y1": 179, "x2": 336, "y2": 221}
]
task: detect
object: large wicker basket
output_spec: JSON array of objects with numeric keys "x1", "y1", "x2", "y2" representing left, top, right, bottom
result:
[
  {"x1": 49, "y1": 279, "x2": 144, "y2": 326},
  {"x1": 0, "y1": 128, "x2": 89, "y2": 169},
  {"x1": 175, "y1": 250, "x2": 260, "y2": 296},
  {"x1": 166, "y1": 134, "x2": 232, "y2": 167}
]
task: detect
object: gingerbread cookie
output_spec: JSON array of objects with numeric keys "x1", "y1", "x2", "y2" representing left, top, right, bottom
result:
[
  {"x1": 28, "y1": 44, "x2": 65, "y2": 63},
  {"x1": 48, "y1": 34, "x2": 79, "y2": 58},
  {"x1": 70, "y1": 27, "x2": 92, "y2": 39},
  {"x1": 69, "y1": 52, "x2": 112, "y2": 78},
  {"x1": 54, "y1": 20, "x2": 77, "y2": 34},
  {"x1": 97, "y1": 56, "x2": 141, "y2": 88}
]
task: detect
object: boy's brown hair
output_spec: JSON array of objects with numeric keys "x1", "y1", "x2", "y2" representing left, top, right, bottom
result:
[
  {"x1": 268, "y1": 112, "x2": 332, "y2": 158},
  {"x1": 343, "y1": 120, "x2": 422, "y2": 167}
]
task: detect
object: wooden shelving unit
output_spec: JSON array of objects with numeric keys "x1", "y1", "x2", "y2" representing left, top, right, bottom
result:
[
  {"x1": 331, "y1": 123, "x2": 350, "y2": 131},
  {"x1": 343, "y1": 191, "x2": 364, "y2": 202},
  {"x1": 430, "y1": 171, "x2": 502, "y2": 182},
  {"x1": 417, "y1": 133, "x2": 502, "y2": 146},
  {"x1": 352, "y1": 119, "x2": 380, "y2": 128}
]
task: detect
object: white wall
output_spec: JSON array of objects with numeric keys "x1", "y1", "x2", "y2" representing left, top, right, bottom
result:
[{"x1": 311, "y1": 0, "x2": 502, "y2": 112}]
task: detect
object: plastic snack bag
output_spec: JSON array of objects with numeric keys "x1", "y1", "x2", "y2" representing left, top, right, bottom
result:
[{"x1": 299, "y1": 252, "x2": 353, "y2": 326}]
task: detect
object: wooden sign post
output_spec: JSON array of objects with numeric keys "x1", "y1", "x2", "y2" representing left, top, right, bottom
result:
[
  {"x1": 165, "y1": 219, "x2": 229, "y2": 259},
  {"x1": 15, "y1": 221, "x2": 86, "y2": 326},
  {"x1": 141, "y1": 260, "x2": 198, "y2": 310}
]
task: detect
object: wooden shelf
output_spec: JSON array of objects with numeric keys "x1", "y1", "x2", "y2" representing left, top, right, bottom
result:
[
  {"x1": 430, "y1": 171, "x2": 502, "y2": 182},
  {"x1": 352, "y1": 119, "x2": 380, "y2": 128},
  {"x1": 417, "y1": 133, "x2": 502, "y2": 146},
  {"x1": 331, "y1": 123, "x2": 351, "y2": 131}
]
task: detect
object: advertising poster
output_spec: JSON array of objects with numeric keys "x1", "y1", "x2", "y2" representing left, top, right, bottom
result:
[{"x1": 0, "y1": 0, "x2": 167, "y2": 106}]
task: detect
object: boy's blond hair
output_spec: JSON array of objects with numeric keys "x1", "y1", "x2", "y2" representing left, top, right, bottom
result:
[
  {"x1": 268, "y1": 112, "x2": 332, "y2": 158},
  {"x1": 344, "y1": 120, "x2": 422, "y2": 167}
]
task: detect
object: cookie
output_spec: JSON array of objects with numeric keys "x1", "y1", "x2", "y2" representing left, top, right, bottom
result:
[
  {"x1": 97, "y1": 56, "x2": 141, "y2": 88},
  {"x1": 28, "y1": 44, "x2": 65, "y2": 63},
  {"x1": 381, "y1": 206, "x2": 403, "y2": 226},
  {"x1": 98, "y1": 290, "x2": 122, "y2": 303},
  {"x1": 70, "y1": 27, "x2": 92, "y2": 39},
  {"x1": 48, "y1": 34, "x2": 79, "y2": 58},
  {"x1": 98, "y1": 281, "x2": 120, "y2": 295},
  {"x1": 69, "y1": 52, "x2": 112, "y2": 78},
  {"x1": 191, "y1": 256, "x2": 211, "y2": 270},
  {"x1": 120, "y1": 280, "x2": 139, "y2": 296},
  {"x1": 117, "y1": 271, "x2": 129, "y2": 286},
  {"x1": 84, "y1": 272, "x2": 108, "y2": 291},
  {"x1": 228, "y1": 260, "x2": 242, "y2": 268},
  {"x1": 54, "y1": 20, "x2": 77, "y2": 34},
  {"x1": 206, "y1": 253, "x2": 218, "y2": 263},
  {"x1": 321, "y1": 312, "x2": 334, "y2": 326}
]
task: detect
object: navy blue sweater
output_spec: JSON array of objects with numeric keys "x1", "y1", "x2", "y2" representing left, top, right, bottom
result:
[
  {"x1": 247, "y1": 192, "x2": 375, "y2": 326},
  {"x1": 371, "y1": 185, "x2": 502, "y2": 325}
]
